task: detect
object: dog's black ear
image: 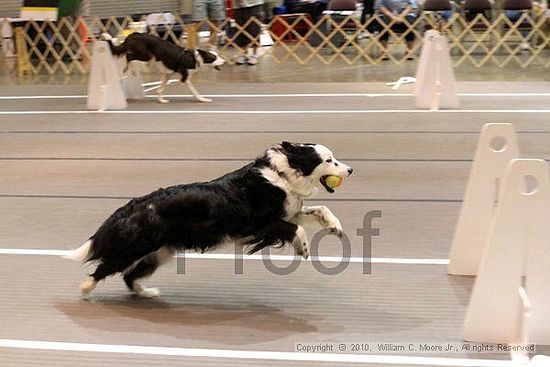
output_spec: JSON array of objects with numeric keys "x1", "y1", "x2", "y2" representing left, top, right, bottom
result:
[
  {"x1": 281, "y1": 141, "x2": 294, "y2": 151},
  {"x1": 197, "y1": 49, "x2": 217, "y2": 64},
  {"x1": 280, "y1": 142, "x2": 322, "y2": 176},
  {"x1": 179, "y1": 50, "x2": 197, "y2": 69}
]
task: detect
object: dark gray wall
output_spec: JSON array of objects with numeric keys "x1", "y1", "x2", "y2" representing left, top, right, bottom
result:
[
  {"x1": 0, "y1": 0, "x2": 188, "y2": 18},
  {"x1": 89, "y1": 0, "x2": 181, "y2": 18},
  {"x1": 0, "y1": 0, "x2": 22, "y2": 18}
]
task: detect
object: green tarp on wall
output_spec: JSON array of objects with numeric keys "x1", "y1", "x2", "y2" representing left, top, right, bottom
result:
[{"x1": 58, "y1": 0, "x2": 82, "y2": 17}]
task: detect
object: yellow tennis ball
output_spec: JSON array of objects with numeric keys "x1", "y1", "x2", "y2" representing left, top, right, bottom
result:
[
  {"x1": 325, "y1": 175, "x2": 343, "y2": 189},
  {"x1": 120, "y1": 29, "x2": 136, "y2": 38}
]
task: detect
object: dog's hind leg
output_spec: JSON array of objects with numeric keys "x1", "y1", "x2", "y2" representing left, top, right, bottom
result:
[
  {"x1": 80, "y1": 276, "x2": 98, "y2": 296},
  {"x1": 79, "y1": 261, "x2": 116, "y2": 296},
  {"x1": 291, "y1": 224, "x2": 310, "y2": 260},
  {"x1": 185, "y1": 80, "x2": 211, "y2": 103},
  {"x1": 123, "y1": 247, "x2": 175, "y2": 298},
  {"x1": 248, "y1": 219, "x2": 310, "y2": 260},
  {"x1": 83, "y1": 257, "x2": 136, "y2": 296},
  {"x1": 83, "y1": 246, "x2": 158, "y2": 297}
]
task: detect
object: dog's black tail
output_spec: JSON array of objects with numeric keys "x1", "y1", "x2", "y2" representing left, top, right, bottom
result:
[{"x1": 100, "y1": 33, "x2": 127, "y2": 56}]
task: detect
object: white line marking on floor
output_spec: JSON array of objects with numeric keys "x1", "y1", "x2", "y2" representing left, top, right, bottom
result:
[
  {"x1": 141, "y1": 79, "x2": 179, "y2": 88},
  {"x1": 0, "y1": 339, "x2": 515, "y2": 366},
  {"x1": 1, "y1": 110, "x2": 550, "y2": 115},
  {"x1": 0, "y1": 248, "x2": 450, "y2": 265},
  {"x1": 1, "y1": 92, "x2": 550, "y2": 100},
  {"x1": 0, "y1": 248, "x2": 70, "y2": 256}
]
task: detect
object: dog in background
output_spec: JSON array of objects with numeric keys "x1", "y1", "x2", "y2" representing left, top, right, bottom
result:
[
  {"x1": 101, "y1": 32, "x2": 225, "y2": 103},
  {"x1": 66, "y1": 142, "x2": 353, "y2": 298}
]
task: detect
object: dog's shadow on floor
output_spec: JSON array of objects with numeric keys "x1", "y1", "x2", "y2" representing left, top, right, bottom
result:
[{"x1": 55, "y1": 293, "x2": 330, "y2": 346}]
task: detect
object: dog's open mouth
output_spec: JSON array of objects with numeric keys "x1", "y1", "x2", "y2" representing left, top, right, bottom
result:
[{"x1": 320, "y1": 175, "x2": 343, "y2": 193}]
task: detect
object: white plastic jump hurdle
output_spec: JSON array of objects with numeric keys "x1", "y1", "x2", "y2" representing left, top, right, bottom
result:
[
  {"x1": 448, "y1": 123, "x2": 550, "y2": 346},
  {"x1": 87, "y1": 41, "x2": 144, "y2": 111},
  {"x1": 414, "y1": 30, "x2": 458, "y2": 110},
  {"x1": 1, "y1": 18, "x2": 15, "y2": 58},
  {"x1": 449, "y1": 123, "x2": 520, "y2": 276}
]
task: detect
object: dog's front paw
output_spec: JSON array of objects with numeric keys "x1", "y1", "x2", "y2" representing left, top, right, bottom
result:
[
  {"x1": 132, "y1": 283, "x2": 161, "y2": 298},
  {"x1": 158, "y1": 98, "x2": 170, "y2": 104},
  {"x1": 197, "y1": 97, "x2": 212, "y2": 103},
  {"x1": 292, "y1": 225, "x2": 310, "y2": 260},
  {"x1": 327, "y1": 218, "x2": 343, "y2": 238},
  {"x1": 295, "y1": 241, "x2": 309, "y2": 260},
  {"x1": 320, "y1": 210, "x2": 343, "y2": 238},
  {"x1": 329, "y1": 227, "x2": 343, "y2": 238},
  {"x1": 136, "y1": 287, "x2": 161, "y2": 298}
]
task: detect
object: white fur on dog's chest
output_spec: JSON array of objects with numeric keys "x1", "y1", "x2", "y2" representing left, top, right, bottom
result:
[
  {"x1": 284, "y1": 194, "x2": 303, "y2": 219},
  {"x1": 257, "y1": 166, "x2": 305, "y2": 219}
]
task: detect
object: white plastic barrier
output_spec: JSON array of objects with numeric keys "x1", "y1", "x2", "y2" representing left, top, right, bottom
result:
[
  {"x1": 87, "y1": 40, "x2": 146, "y2": 110},
  {"x1": 87, "y1": 41, "x2": 127, "y2": 110},
  {"x1": 448, "y1": 123, "x2": 520, "y2": 275},
  {"x1": 1, "y1": 18, "x2": 15, "y2": 58},
  {"x1": 414, "y1": 29, "x2": 458, "y2": 110},
  {"x1": 463, "y1": 159, "x2": 550, "y2": 345},
  {"x1": 531, "y1": 355, "x2": 550, "y2": 366},
  {"x1": 449, "y1": 123, "x2": 550, "y2": 346}
]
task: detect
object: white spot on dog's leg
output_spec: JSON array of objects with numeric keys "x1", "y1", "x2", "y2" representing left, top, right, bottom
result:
[
  {"x1": 133, "y1": 283, "x2": 161, "y2": 298},
  {"x1": 80, "y1": 276, "x2": 97, "y2": 296}
]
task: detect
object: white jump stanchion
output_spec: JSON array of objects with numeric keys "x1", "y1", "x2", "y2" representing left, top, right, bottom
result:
[
  {"x1": 448, "y1": 123, "x2": 520, "y2": 276},
  {"x1": 260, "y1": 27, "x2": 274, "y2": 46},
  {"x1": 463, "y1": 159, "x2": 550, "y2": 344},
  {"x1": 1, "y1": 18, "x2": 15, "y2": 58},
  {"x1": 87, "y1": 41, "x2": 127, "y2": 111},
  {"x1": 524, "y1": 165, "x2": 550, "y2": 345},
  {"x1": 414, "y1": 29, "x2": 458, "y2": 110},
  {"x1": 531, "y1": 356, "x2": 550, "y2": 367}
]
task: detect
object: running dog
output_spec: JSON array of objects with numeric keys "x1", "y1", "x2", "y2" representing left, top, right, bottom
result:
[
  {"x1": 102, "y1": 32, "x2": 225, "y2": 103},
  {"x1": 66, "y1": 142, "x2": 353, "y2": 298}
]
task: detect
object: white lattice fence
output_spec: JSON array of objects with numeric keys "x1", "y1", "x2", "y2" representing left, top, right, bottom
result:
[{"x1": 6, "y1": 11, "x2": 550, "y2": 75}]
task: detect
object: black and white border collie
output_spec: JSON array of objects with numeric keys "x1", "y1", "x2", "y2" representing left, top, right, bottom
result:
[
  {"x1": 66, "y1": 142, "x2": 353, "y2": 298},
  {"x1": 102, "y1": 32, "x2": 225, "y2": 104}
]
